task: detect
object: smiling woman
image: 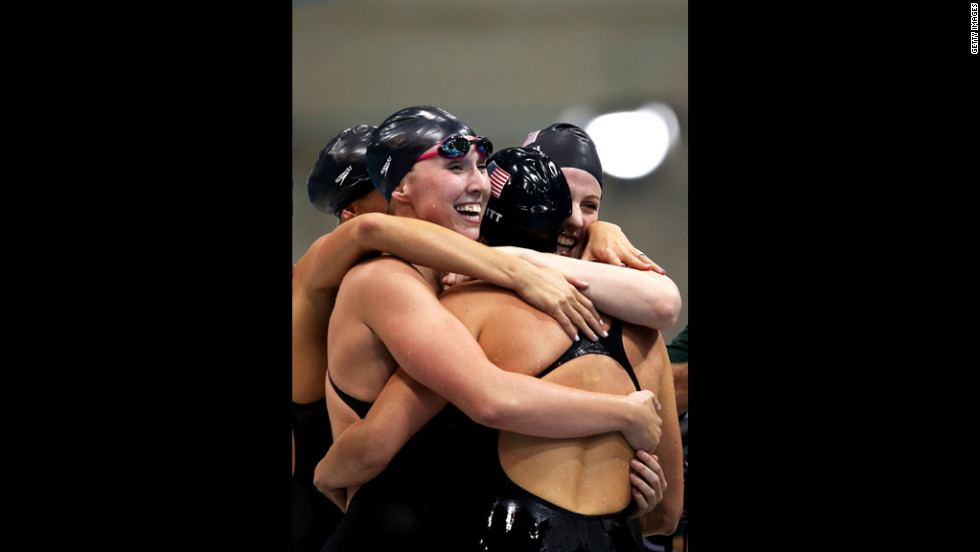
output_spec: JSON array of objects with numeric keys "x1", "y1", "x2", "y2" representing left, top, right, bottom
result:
[{"x1": 368, "y1": 105, "x2": 493, "y2": 241}]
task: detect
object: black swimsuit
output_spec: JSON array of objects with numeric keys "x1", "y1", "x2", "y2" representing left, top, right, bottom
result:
[
  {"x1": 328, "y1": 372, "x2": 373, "y2": 419},
  {"x1": 322, "y1": 372, "x2": 487, "y2": 552},
  {"x1": 475, "y1": 317, "x2": 644, "y2": 552},
  {"x1": 540, "y1": 317, "x2": 640, "y2": 392},
  {"x1": 324, "y1": 319, "x2": 644, "y2": 552},
  {"x1": 292, "y1": 399, "x2": 344, "y2": 552}
]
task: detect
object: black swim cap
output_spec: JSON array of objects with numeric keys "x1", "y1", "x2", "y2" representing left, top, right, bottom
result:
[
  {"x1": 307, "y1": 125, "x2": 377, "y2": 216},
  {"x1": 522, "y1": 123, "x2": 603, "y2": 187},
  {"x1": 481, "y1": 147, "x2": 571, "y2": 253},
  {"x1": 367, "y1": 105, "x2": 476, "y2": 200}
]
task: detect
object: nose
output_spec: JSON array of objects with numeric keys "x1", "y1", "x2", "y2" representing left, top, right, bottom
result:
[
  {"x1": 566, "y1": 203, "x2": 584, "y2": 231},
  {"x1": 466, "y1": 158, "x2": 489, "y2": 196}
]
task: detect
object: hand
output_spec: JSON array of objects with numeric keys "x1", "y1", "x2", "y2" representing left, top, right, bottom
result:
[
  {"x1": 582, "y1": 221, "x2": 665, "y2": 274},
  {"x1": 514, "y1": 265, "x2": 606, "y2": 342},
  {"x1": 442, "y1": 272, "x2": 473, "y2": 287},
  {"x1": 622, "y1": 390, "x2": 663, "y2": 452},
  {"x1": 627, "y1": 450, "x2": 667, "y2": 519}
]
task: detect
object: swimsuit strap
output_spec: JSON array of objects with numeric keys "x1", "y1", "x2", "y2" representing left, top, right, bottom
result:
[
  {"x1": 328, "y1": 371, "x2": 373, "y2": 419},
  {"x1": 537, "y1": 318, "x2": 640, "y2": 391}
]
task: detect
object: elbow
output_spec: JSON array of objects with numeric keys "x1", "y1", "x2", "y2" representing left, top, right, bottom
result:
[
  {"x1": 645, "y1": 280, "x2": 682, "y2": 330},
  {"x1": 642, "y1": 503, "x2": 684, "y2": 537},
  {"x1": 656, "y1": 295, "x2": 682, "y2": 330},
  {"x1": 312, "y1": 466, "x2": 331, "y2": 496},
  {"x1": 463, "y1": 394, "x2": 512, "y2": 430},
  {"x1": 447, "y1": 373, "x2": 526, "y2": 431},
  {"x1": 312, "y1": 459, "x2": 334, "y2": 495},
  {"x1": 313, "y1": 441, "x2": 393, "y2": 494},
  {"x1": 349, "y1": 212, "x2": 386, "y2": 245},
  {"x1": 657, "y1": 488, "x2": 685, "y2": 536},
  {"x1": 661, "y1": 503, "x2": 683, "y2": 536}
]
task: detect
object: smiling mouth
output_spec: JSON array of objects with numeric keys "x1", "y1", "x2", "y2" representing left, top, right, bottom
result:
[
  {"x1": 556, "y1": 234, "x2": 576, "y2": 255},
  {"x1": 455, "y1": 204, "x2": 482, "y2": 221}
]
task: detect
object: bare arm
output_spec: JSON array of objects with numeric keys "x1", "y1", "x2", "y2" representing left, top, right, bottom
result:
[
  {"x1": 672, "y1": 361, "x2": 688, "y2": 415},
  {"x1": 627, "y1": 450, "x2": 667, "y2": 519},
  {"x1": 314, "y1": 368, "x2": 447, "y2": 503},
  {"x1": 317, "y1": 350, "x2": 659, "y2": 497},
  {"x1": 318, "y1": 264, "x2": 663, "y2": 497},
  {"x1": 582, "y1": 220, "x2": 665, "y2": 273},
  {"x1": 352, "y1": 261, "x2": 662, "y2": 447},
  {"x1": 293, "y1": 212, "x2": 602, "y2": 340},
  {"x1": 504, "y1": 247, "x2": 681, "y2": 330},
  {"x1": 637, "y1": 349, "x2": 685, "y2": 536}
]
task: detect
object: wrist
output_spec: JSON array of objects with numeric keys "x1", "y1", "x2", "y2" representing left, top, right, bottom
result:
[
  {"x1": 590, "y1": 220, "x2": 621, "y2": 234},
  {"x1": 613, "y1": 394, "x2": 639, "y2": 435},
  {"x1": 500, "y1": 252, "x2": 539, "y2": 292}
]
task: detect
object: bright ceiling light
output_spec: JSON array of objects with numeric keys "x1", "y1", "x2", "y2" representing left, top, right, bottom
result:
[{"x1": 585, "y1": 103, "x2": 677, "y2": 179}]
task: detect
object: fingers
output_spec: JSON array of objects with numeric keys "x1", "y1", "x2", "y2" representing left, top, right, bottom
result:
[
  {"x1": 621, "y1": 250, "x2": 651, "y2": 271},
  {"x1": 622, "y1": 249, "x2": 666, "y2": 274},
  {"x1": 442, "y1": 272, "x2": 472, "y2": 287},
  {"x1": 638, "y1": 450, "x2": 666, "y2": 494},
  {"x1": 631, "y1": 485, "x2": 650, "y2": 513},
  {"x1": 629, "y1": 468, "x2": 657, "y2": 515},
  {"x1": 630, "y1": 450, "x2": 666, "y2": 513},
  {"x1": 562, "y1": 274, "x2": 591, "y2": 290},
  {"x1": 553, "y1": 311, "x2": 582, "y2": 342},
  {"x1": 550, "y1": 282, "x2": 603, "y2": 342},
  {"x1": 571, "y1": 290, "x2": 605, "y2": 340},
  {"x1": 559, "y1": 300, "x2": 603, "y2": 342}
]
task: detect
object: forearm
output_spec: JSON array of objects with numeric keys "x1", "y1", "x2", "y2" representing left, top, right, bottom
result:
[
  {"x1": 314, "y1": 418, "x2": 394, "y2": 493},
  {"x1": 437, "y1": 366, "x2": 639, "y2": 440},
  {"x1": 315, "y1": 369, "x2": 446, "y2": 492},
  {"x1": 672, "y1": 361, "x2": 688, "y2": 415},
  {"x1": 355, "y1": 213, "x2": 532, "y2": 291},
  {"x1": 516, "y1": 249, "x2": 681, "y2": 329},
  {"x1": 639, "y1": 506, "x2": 683, "y2": 537},
  {"x1": 639, "y1": 358, "x2": 684, "y2": 535},
  {"x1": 366, "y1": 274, "x2": 653, "y2": 446},
  {"x1": 297, "y1": 213, "x2": 525, "y2": 293}
]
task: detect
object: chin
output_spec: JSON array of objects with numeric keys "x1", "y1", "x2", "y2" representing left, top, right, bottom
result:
[{"x1": 459, "y1": 226, "x2": 481, "y2": 241}]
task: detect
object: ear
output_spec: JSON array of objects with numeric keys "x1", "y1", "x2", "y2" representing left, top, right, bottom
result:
[
  {"x1": 339, "y1": 207, "x2": 357, "y2": 222},
  {"x1": 389, "y1": 186, "x2": 410, "y2": 205}
]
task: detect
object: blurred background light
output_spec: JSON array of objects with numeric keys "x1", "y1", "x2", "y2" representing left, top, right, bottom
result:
[
  {"x1": 585, "y1": 102, "x2": 679, "y2": 179},
  {"x1": 292, "y1": 0, "x2": 688, "y2": 343}
]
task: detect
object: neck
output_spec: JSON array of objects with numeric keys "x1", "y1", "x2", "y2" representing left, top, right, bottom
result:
[{"x1": 412, "y1": 264, "x2": 445, "y2": 294}]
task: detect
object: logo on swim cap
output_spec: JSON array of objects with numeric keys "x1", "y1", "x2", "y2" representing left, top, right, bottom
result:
[
  {"x1": 335, "y1": 165, "x2": 353, "y2": 185},
  {"x1": 522, "y1": 131, "x2": 540, "y2": 146},
  {"x1": 488, "y1": 162, "x2": 510, "y2": 199},
  {"x1": 380, "y1": 156, "x2": 391, "y2": 177}
]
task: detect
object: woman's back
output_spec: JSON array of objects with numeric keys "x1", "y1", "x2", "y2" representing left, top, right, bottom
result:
[{"x1": 440, "y1": 280, "x2": 669, "y2": 515}]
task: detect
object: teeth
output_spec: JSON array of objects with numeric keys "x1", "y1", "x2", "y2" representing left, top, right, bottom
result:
[
  {"x1": 456, "y1": 204, "x2": 481, "y2": 215},
  {"x1": 557, "y1": 235, "x2": 575, "y2": 247}
]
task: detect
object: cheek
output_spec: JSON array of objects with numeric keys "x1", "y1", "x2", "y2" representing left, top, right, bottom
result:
[
  {"x1": 582, "y1": 211, "x2": 599, "y2": 231},
  {"x1": 366, "y1": 193, "x2": 389, "y2": 213},
  {"x1": 481, "y1": 177, "x2": 490, "y2": 210}
]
